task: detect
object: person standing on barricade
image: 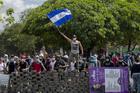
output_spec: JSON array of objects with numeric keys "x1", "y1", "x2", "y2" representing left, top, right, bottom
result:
[{"x1": 59, "y1": 31, "x2": 83, "y2": 72}]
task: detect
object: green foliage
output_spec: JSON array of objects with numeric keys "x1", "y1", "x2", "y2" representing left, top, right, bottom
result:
[
  {"x1": 23, "y1": 0, "x2": 120, "y2": 50},
  {"x1": 0, "y1": 0, "x2": 3, "y2": 21},
  {"x1": 0, "y1": 2, "x2": 15, "y2": 23},
  {"x1": 6, "y1": 8, "x2": 15, "y2": 25},
  {"x1": 0, "y1": 0, "x2": 3, "y2": 7},
  {"x1": 1, "y1": 0, "x2": 139, "y2": 53},
  {"x1": 0, "y1": 15, "x2": 2, "y2": 22},
  {"x1": 0, "y1": 23, "x2": 37, "y2": 55},
  {"x1": 110, "y1": 0, "x2": 140, "y2": 51},
  {"x1": 6, "y1": 8, "x2": 14, "y2": 16}
]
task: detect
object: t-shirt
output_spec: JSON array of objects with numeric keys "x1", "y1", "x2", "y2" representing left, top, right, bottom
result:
[
  {"x1": 26, "y1": 58, "x2": 32, "y2": 65},
  {"x1": 70, "y1": 62, "x2": 75, "y2": 71},
  {"x1": 50, "y1": 61, "x2": 56, "y2": 70},
  {"x1": 63, "y1": 55, "x2": 69, "y2": 59},
  {"x1": 103, "y1": 61, "x2": 114, "y2": 67},
  {"x1": 32, "y1": 62, "x2": 42, "y2": 73},
  {"x1": 4, "y1": 59, "x2": 9, "y2": 67},
  {"x1": 131, "y1": 63, "x2": 140, "y2": 76},
  {"x1": 19, "y1": 62, "x2": 27, "y2": 72},
  {"x1": 71, "y1": 40, "x2": 80, "y2": 54},
  {"x1": 0, "y1": 63, "x2": 4, "y2": 71},
  {"x1": 7, "y1": 61, "x2": 15, "y2": 74},
  {"x1": 89, "y1": 56, "x2": 97, "y2": 63},
  {"x1": 54, "y1": 59, "x2": 65, "y2": 71},
  {"x1": 112, "y1": 56, "x2": 118, "y2": 64}
]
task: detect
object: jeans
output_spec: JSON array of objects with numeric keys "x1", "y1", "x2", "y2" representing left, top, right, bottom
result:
[
  {"x1": 132, "y1": 73, "x2": 140, "y2": 93},
  {"x1": 69, "y1": 53, "x2": 79, "y2": 63},
  {"x1": 89, "y1": 62, "x2": 97, "y2": 68},
  {"x1": 69, "y1": 53, "x2": 79, "y2": 71}
]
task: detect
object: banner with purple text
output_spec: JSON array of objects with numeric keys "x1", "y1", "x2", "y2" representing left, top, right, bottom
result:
[{"x1": 89, "y1": 67, "x2": 129, "y2": 93}]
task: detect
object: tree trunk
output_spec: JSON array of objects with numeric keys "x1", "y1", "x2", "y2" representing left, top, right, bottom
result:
[
  {"x1": 87, "y1": 42, "x2": 96, "y2": 58},
  {"x1": 128, "y1": 39, "x2": 132, "y2": 52},
  {"x1": 105, "y1": 43, "x2": 109, "y2": 56},
  {"x1": 87, "y1": 48, "x2": 92, "y2": 58},
  {"x1": 120, "y1": 46, "x2": 123, "y2": 56},
  {"x1": 131, "y1": 43, "x2": 137, "y2": 52}
]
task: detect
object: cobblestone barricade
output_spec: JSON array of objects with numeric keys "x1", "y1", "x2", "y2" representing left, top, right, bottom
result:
[{"x1": 1, "y1": 70, "x2": 89, "y2": 93}]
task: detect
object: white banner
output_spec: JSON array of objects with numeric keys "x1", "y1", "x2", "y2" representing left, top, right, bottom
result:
[{"x1": 0, "y1": 74, "x2": 9, "y2": 85}]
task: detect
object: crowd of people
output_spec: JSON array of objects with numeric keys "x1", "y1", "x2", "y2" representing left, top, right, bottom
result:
[
  {"x1": 0, "y1": 50, "x2": 140, "y2": 92},
  {"x1": 0, "y1": 50, "x2": 140, "y2": 75},
  {"x1": 0, "y1": 47, "x2": 86, "y2": 74},
  {"x1": 89, "y1": 52, "x2": 140, "y2": 93},
  {"x1": 89, "y1": 52, "x2": 138, "y2": 68},
  {"x1": 0, "y1": 54, "x2": 88, "y2": 74}
]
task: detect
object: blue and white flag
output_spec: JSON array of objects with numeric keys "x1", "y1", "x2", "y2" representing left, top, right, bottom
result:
[{"x1": 47, "y1": 8, "x2": 72, "y2": 26}]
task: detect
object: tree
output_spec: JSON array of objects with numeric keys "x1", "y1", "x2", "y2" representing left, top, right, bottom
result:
[
  {"x1": 2, "y1": 0, "x2": 138, "y2": 55},
  {"x1": 23, "y1": 0, "x2": 119, "y2": 54},
  {"x1": 0, "y1": 23, "x2": 37, "y2": 55},
  {"x1": 0, "y1": 0, "x2": 15, "y2": 24},
  {"x1": 6, "y1": 8, "x2": 15, "y2": 25},
  {"x1": 110, "y1": 0, "x2": 140, "y2": 52},
  {"x1": 0, "y1": 0, "x2": 3, "y2": 21},
  {"x1": 0, "y1": 0, "x2": 2, "y2": 6}
]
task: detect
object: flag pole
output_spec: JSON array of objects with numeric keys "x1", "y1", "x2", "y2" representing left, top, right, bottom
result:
[
  {"x1": 56, "y1": 26, "x2": 61, "y2": 32},
  {"x1": 56, "y1": 26, "x2": 64, "y2": 35}
]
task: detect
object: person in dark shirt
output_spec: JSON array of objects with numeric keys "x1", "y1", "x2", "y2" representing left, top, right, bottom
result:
[
  {"x1": 26, "y1": 56, "x2": 32, "y2": 66},
  {"x1": 7, "y1": 55, "x2": 15, "y2": 74},
  {"x1": 19, "y1": 59, "x2": 28, "y2": 72},
  {"x1": 54, "y1": 55, "x2": 66, "y2": 71},
  {"x1": 103, "y1": 57, "x2": 114, "y2": 67},
  {"x1": 131, "y1": 56, "x2": 140, "y2": 93},
  {"x1": 44, "y1": 58, "x2": 52, "y2": 71},
  {"x1": 131, "y1": 59, "x2": 140, "y2": 76}
]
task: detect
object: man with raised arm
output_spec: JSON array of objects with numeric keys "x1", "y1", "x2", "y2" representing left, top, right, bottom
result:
[{"x1": 59, "y1": 31, "x2": 83, "y2": 71}]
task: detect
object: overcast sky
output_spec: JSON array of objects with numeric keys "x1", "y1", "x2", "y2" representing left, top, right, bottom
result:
[{"x1": 0, "y1": 0, "x2": 46, "y2": 31}]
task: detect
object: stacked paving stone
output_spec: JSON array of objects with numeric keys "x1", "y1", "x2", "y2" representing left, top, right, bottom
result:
[{"x1": 3, "y1": 70, "x2": 89, "y2": 93}]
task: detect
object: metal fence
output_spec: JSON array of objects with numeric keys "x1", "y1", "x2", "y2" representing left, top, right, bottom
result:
[{"x1": 0, "y1": 70, "x2": 89, "y2": 93}]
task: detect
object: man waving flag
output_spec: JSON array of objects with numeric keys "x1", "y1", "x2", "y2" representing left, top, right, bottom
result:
[
  {"x1": 47, "y1": 8, "x2": 83, "y2": 72},
  {"x1": 47, "y1": 8, "x2": 72, "y2": 26}
]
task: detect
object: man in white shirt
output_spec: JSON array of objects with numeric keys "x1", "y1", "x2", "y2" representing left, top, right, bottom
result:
[
  {"x1": 50, "y1": 56, "x2": 56, "y2": 71},
  {"x1": 59, "y1": 31, "x2": 83, "y2": 71}
]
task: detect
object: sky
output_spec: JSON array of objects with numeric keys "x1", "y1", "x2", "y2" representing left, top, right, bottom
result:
[{"x1": 0, "y1": 0, "x2": 47, "y2": 31}]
